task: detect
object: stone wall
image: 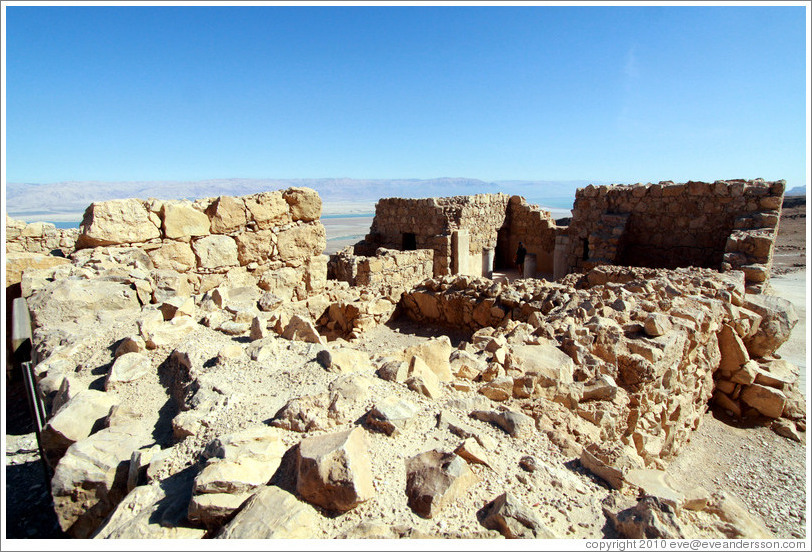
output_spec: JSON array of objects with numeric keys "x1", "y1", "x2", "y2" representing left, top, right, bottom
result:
[
  {"x1": 560, "y1": 179, "x2": 784, "y2": 292},
  {"x1": 400, "y1": 265, "x2": 802, "y2": 467},
  {"x1": 505, "y1": 197, "x2": 558, "y2": 276},
  {"x1": 361, "y1": 193, "x2": 567, "y2": 279},
  {"x1": 328, "y1": 247, "x2": 433, "y2": 291},
  {"x1": 70, "y1": 187, "x2": 328, "y2": 300},
  {"x1": 5, "y1": 217, "x2": 78, "y2": 257},
  {"x1": 363, "y1": 194, "x2": 512, "y2": 277}
]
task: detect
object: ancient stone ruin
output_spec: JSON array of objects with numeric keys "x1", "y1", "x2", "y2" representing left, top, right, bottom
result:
[
  {"x1": 4, "y1": 179, "x2": 803, "y2": 540},
  {"x1": 338, "y1": 179, "x2": 783, "y2": 295}
]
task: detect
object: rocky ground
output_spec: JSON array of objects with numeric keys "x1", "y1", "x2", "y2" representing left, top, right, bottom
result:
[{"x1": 3, "y1": 197, "x2": 807, "y2": 542}]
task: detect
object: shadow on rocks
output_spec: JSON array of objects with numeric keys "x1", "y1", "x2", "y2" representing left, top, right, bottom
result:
[
  {"x1": 383, "y1": 315, "x2": 472, "y2": 348},
  {"x1": 4, "y1": 460, "x2": 66, "y2": 539}
]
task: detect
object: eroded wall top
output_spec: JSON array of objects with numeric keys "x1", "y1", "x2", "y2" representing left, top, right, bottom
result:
[{"x1": 562, "y1": 179, "x2": 784, "y2": 291}]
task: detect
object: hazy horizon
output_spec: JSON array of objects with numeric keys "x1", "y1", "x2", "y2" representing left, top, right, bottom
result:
[{"x1": 4, "y1": 176, "x2": 594, "y2": 222}]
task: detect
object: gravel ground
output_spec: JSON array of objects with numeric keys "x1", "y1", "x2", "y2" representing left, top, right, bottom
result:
[{"x1": 668, "y1": 410, "x2": 806, "y2": 539}]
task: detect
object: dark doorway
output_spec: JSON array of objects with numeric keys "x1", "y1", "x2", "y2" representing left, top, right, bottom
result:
[
  {"x1": 494, "y1": 226, "x2": 511, "y2": 269},
  {"x1": 402, "y1": 232, "x2": 417, "y2": 251}
]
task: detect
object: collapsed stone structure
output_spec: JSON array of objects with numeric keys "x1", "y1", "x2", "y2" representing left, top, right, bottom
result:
[
  {"x1": 401, "y1": 266, "x2": 803, "y2": 468},
  {"x1": 3, "y1": 180, "x2": 803, "y2": 540},
  {"x1": 342, "y1": 179, "x2": 784, "y2": 294},
  {"x1": 351, "y1": 194, "x2": 558, "y2": 278}
]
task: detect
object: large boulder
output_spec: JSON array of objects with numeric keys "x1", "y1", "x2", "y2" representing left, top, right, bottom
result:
[
  {"x1": 270, "y1": 394, "x2": 330, "y2": 433},
  {"x1": 234, "y1": 229, "x2": 273, "y2": 265},
  {"x1": 741, "y1": 295, "x2": 799, "y2": 358},
  {"x1": 40, "y1": 389, "x2": 118, "y2": 467},
  {"x1": 364, "y1": 396, "x2": 418, "y2": 436},
  {"x1": 51, "y1": 422, "x2": 154, "y2": 538},
  {"x1": 244, "y1": 191, "x2": 291, "y2": 229},
  {"x1": 405, "y1": 450, "x2": 477, "y2": 519},
  {"x1": 480, "y1": 491, "x2": 557, "y2": 538},
  {"x1": 28, "y1": 279, "x2": 140, "y2": 329},
  {"x1": 216, "y1": 486, "x2": 319, "y2": 539},
  {"x1": 105, "y1": 352, "x2": 152, "y2": 390},
  {"x1": 506, "y1": 342, "x2": 575, "y2": 386},
  {"x1": 188, "y1": 426, "x2": 287, "y2": 529},
  {"x1": 579, "y1": 443, "x2": 645, "y2": 491},
  {"x1": 740, "y1": 384, "x2": 786, "y2": 418},
  {"x1": 148, "y1": 240, "x2": 197, "y2": 272},
  {"x1": 93, "y1": 475, "x2": 205, "y2": 539},
  {"x1": 282, "y1": 314, "x2": 324, "y2": 344},
  {"x1": 317, "y1": 346, "x2": 373, "y2": 373},
  {"x1": 295, "y1": 427, "x2": 375, "y2": 512},
  {"x1": 400, "y1": 336, "x2": 454, "y2": 382},
  {"x1": 605, "y1": 496, "x2": 689, "y2": 539},
  {"x1": 76, "y1": 198, "x2": 161, "y2": 248},
  {"x1": 5, "y1": 252, "x2": 71, "y2": 288},
  {"x1": 470, "y1": 408, "x2": 535, "y2": 439},
  {"x1": 717, "y1": 324, "x2": 749, "y2": 374}
]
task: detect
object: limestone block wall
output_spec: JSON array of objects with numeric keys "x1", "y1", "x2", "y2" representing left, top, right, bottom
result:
[
  {"x1": 363, "y1": 194, "x2": 514, "y2": 278},
  {"x1": 71, "y1": 187, "x2": 328, "y2": 299},
  {"x1": 329, "y1": 247, "x2": 432, "y2": 287},
  {"x1": 562, "y1": 179, "x2": 784, "y2": 291},
  {"x1": 505, "y1": 197, "x2": 558, "y2": 276},
  {"x1": 5, "y1": 216, "x2": 78, "y2": 257}
]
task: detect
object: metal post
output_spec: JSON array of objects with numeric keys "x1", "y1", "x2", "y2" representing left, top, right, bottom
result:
[{"x1": 11, "y1": 297, "x2": 53, "y2": 488}]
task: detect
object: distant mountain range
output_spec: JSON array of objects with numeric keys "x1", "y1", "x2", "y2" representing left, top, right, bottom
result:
[
  {"x1": 785, "y1": 185, "x2": 806, "y2": 196},
  {"x1": 5, "y1": 177, "x2": 602, "y2": 221}
]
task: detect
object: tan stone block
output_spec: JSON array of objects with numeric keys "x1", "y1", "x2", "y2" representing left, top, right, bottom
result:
[
  {"x1": 192, "y1": 235, "x2": 239, "y2": 269},
  {"x1": 717, "y1": 324, "x2": 749, "y2": 373},
  {"x1": 740, "y1": 384, "x2": 786, "y2": 418},
  {"x1": 77, "y1": 199, "x2": 160, "y2": 247},
  {"x1": 148, "y1": 240, "x2": 196, "y2": 272},
  {"x1": 161, "y1": 202, "x2": 210, "y2": 239},
  {"x1": 283, "y1": 187, "x2": 322, "y2": 222},
  {"x1": 296, "y1": 427, "x2": 374, "y2": 512},
  {"x1": 206, "y1": 196, "x2": 247, "y2": 233},
  {"x1": 276, "y1": 223, "x2": 326, "y2": 260},
  {"x1": 245, "y1": 191, "x2": 291, "y2": 229},
  {"x1": 234, "y1": 229, "x2": 273, "y2": 265}
]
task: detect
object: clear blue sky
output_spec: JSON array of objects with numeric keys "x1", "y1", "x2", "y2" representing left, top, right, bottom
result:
[{"x1": 4, "y1": 4, "x2": 809, "y2": 188}]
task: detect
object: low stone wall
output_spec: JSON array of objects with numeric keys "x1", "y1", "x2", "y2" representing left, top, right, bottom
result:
[
  {"x1": 66, "y1": 187, "x2": 327, "y2": 301},
  {"x1": 400, "y1": 265, "x2": 802, "y2": 467},
  {"x1": 328, "y1": 247, "x2": 433, "y2": 290},
  {"x1": 561, "y1": 179, "x2": 784, "y2": 292},
  {"x1": 5, "y1": 216, "x2": 78, "y2": 257}
]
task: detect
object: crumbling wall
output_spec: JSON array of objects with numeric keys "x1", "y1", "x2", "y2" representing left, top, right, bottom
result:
[
  {"x1": 363, "y1": 194, "x2": 511, "y2": 277},
  {"x1": 69, "y1": 187, "x2": 328, "y2": 301},
  {"x1": 5, "y1": 217, "x2": 78, "y2": 257},
  {"x1": 400, "y1": 265, "x2": 802, "y2": 467},
  {"x1": 561, "y1": 179, "x2": 784, "y2": 292},
  {"x1": 328, "y1": 247, "x2": 433, "y2": 290},
  {"x1": 505, "y1": 197, "x2": 558, "y2": 276}
]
